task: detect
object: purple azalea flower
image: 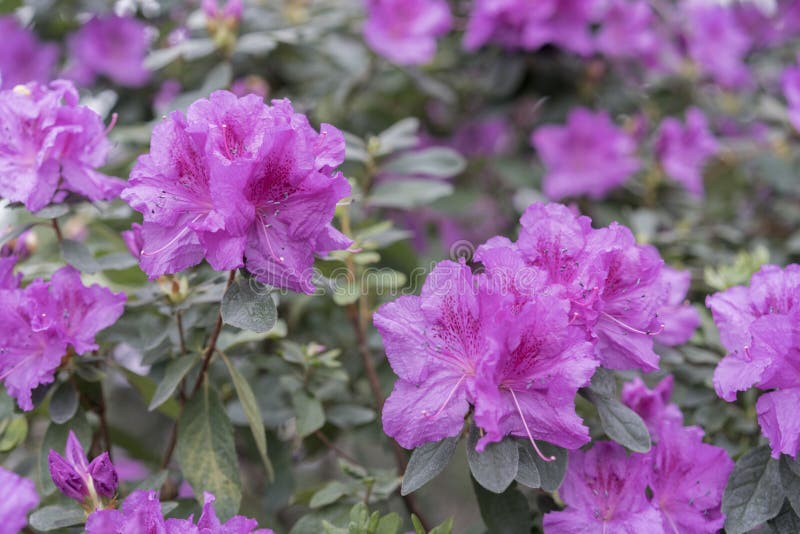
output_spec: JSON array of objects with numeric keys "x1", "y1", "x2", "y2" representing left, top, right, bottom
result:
[
  {"x1": 363, "y1": 0, "x2": 452, "y2": 65},
  {"x1": 122, "y1": 223, "x2": 144, "y2": 260},
  {"x1": 531, "y1": 108, "x2": 640, "y2": 200},
  {"x1": 451, "y1": 116, "x2": 515, "y2": 158},
  {"x1": 48, "y1": 430, "x2": 118, "y2": 502},
  {"x1": 0, "y1": 80, "x2": 125, "y2": 212},
  {"x1": 0, "y1": 16, "x2": 58, "y2": 88},
  {"x1": 542, "y1": 441, "x2": 663, "y2": 534},
  {"x1": 512, "y1": 203, "x2": 668, "y2": 372},
  {"x1": 0, "y1": 467, "x2": 39, "y2": 534},
  {"x1": 121, "y1": 92, "x2": 351, "y2": 293},
  {"x1": 87, "y1": 490, "x2": 273, "y2": 534},
  {"x1": 464, "y1": 0, "x2": 594, "y2": 56},
  {"x1": 708, "y1": 264, "x2": 800, "y2": 457},
  {"x1": 621, "y1": 376, "x2": 683, "y2": 437},
  {"x1": 0, "y1": 265, "x2": 126, "y2": 410},
  {"x1": 0, "y1": 256, "x2": 21, "y2": 290},
  {"x1": 654, "y1": 266, "x2": 700, "y2": 346},
  {"x1": 66, "y1": 15, "x2": 151, "y2": 88},
  {"x1": 782, "y1": 63, "x2": 800, "y2": 133},
  {"x1": 684, "y1": 2, "x2": 752, "y2": 89},
  {"x1": 595, "y1": 0, "x2": 659, "y2": 62},
  {"x1": 203, "y1": 0, "x2": 243, "y2": 22},
  {"x1": 655, "y1": 108, "x2": 718, "y2": 197}
]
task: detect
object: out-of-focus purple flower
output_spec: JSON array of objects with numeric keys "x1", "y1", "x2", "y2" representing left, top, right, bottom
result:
[
  {"x1": 621, "y1": 376, "x2": 683, "y2": 438},
  {"x1": 542, "y1": 442, "x2": 663, "y2": 533},
  {"x1": 0, "y1": 16, "x2": 58, "y2": 89},
  {"x1": 531, "y1": 108, "x2": 640, "y2": 200},
  {"x1": 113, "y1": 455, "x2": 149, "y2": 482},
  {"x1": 451, "y1": 116, "x2": 515, "y2": 158},
  {"x1": 0, "y1": 229, "x2": 36, "y2": 261},
  {"x1": 733, "y1": 0, "x2": 800, "y2": 49},
  {"x1": 595, "y1": 0, "x2": 658, "y2": 62},
  {"x1": 655, "y1": 266, "x2": 700, "y2": 346},
  {"x1": 48, "y1": 430, "x2": 118, "y2": 502},
  {"x1": 0, "y1": 467, "x2": 39, "y2": 534},
  {"x1": 707, "y1": 264, "x2": 800, "y2": 457},
  {"x1": 782, "y1": 63, "x2": 800, "y2": 132},
  {"x1": 655, "y1": 107, "x2": 718, "y2": 197},
  {"x1": 0, "y1": 80, "x2": 125, "y2": 212},
  {"x1": 684, "y1": 2, "x2": 752, "y2": 88},
  {"x1": 230, "y1": 76, "x2": 269, "y2": 99},
  {"x1": 464, "y1": 0, "x2": 594, "y2": 56},
  {"x1": 0, "y1": 264, "x2": 126, "y2": 410},
  {"x1": 203, "y1": 0, "x2": 243, "y2": 22},
  {"x1": 66, "y1": 15, "x2": 151, "y2": 88},
  {"x1": 86, "y1": 490, "x2": 274, "y2": 534},
  {"x1": 122, "y1": 92, "x2": 351, "y2": 293},
  {"x1": 154, "y1": 80, "x2": 181, "y2": 113},
  {"x1": 122, "y1": 223, "x2": 144, "y2": 260},
  {"x1": 0, "y1": 257, "x2": 21, "y2": 290},
  {"x1": 363, "y1": 0, "x2": 452, "y2": 65}
]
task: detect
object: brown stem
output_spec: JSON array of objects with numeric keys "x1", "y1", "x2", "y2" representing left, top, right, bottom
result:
[
  {"x1": 160, "y1": 422, "x2": 179, "y2": 470},
  {"x1": 191, "y1": 270, "x2": 236, "y2": 395},
  {"x1": 176, "y1": 311, "x2": 187, "y2": 355},
  {"x1": 314, "y1": 430, "x2": 361, "y2": 466},
  {"x1": 51, "y1": 219, "x2": 63, "y2": 243}
]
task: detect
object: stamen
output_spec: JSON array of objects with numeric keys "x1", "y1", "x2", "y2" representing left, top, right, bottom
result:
[
  {"x1": 103, "y1": 112, "x2": 119, "y2": 136},
  {"x1": 601, "y1": 312, "x2": 664, "y2": 336},
  {"x1": 572, "y1": 286, "x2": 599, "y2": 308},
  {"x1": 509, "y1": 388, "x2": 555, "y2": 462},
  {"x1": 568, "y1": 311, "x2": 580, "y2": 325},
  {"x1": 141, "y1": 214, "x2": 203, "y2": 257},
  {"x1": 258, "y1": 216, "x2": 284, "y2": 263},
  {"x1": 743, "y1": 346, "x2": 752, "y2": 361},
  {"x1": 424, "y1": 375, "x2": 466, "y2": 419}
]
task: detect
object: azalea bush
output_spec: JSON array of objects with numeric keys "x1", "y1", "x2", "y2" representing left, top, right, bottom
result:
[{"x1": 1, "y1": 0, "x2": 800, "y2": 533}]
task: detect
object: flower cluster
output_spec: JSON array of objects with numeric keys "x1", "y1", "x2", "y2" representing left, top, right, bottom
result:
[
  {"x1": 0, "y1": 467, "x2": 39, "y2": 534},
  {"x1": 0, "y1": 80, "x2": 125, "y2": 212},
  {"x1": 363, "y1": 0, "x2": 452, "y2": 65},
  {"x1": 87, "y1": 491, "x2": 273, "y2": 533},
  {"x1": 375, "y1": 202, "x2": 698, "y2": 454},
  {"x1": 655, "y1": 107, "x2": 719, "y2": 197},
  {"x1": 0, "y1": 259, "x2": 126, "y2": 410},
  {"x1": 707, "y1": 264, "x2": 800, "y2": 458},
  {"x1": 0, "y1": 16, "x2": 57, "y2": 89},
  {"x1": 543, "y1": 376, "x2": 733, "y2": 533},
  {"x1": 49, "y1": 431, "x2": 118, "y2": 509},
  {"x1": 65, "y1": 15, "x2": 151, "y2": 88},
  {"x1": 121, "y1": 91, "x2": 352, "y2": 293},
  {"x1": 783, "y1": 59, "x2": 800, "y2": 133}
]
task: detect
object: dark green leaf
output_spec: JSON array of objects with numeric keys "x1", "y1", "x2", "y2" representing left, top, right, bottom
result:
[
  {"x1": 375, "y1": 513, "x2": 401, "y2": 534},
  {"x1": 176, "y1": 382, "x2": 242, "y2": 521},
  {"x1": 326, "y1": 404, "x2": 375, "y2": 428},
  {"x1": 401, "y1": 436, "x2": 459, "y2": 495},
  {"x1": 779, "y1": 455, "x2": 800, "y2": 517},
  {"x1": 583, "y1": 386, "x2": 651, "y2": 453},
  {"x1": 309, "y1": 480, "x2": 348, "y2": 509},
  {"x1": 471, "y1": 477, "x2": 530, "y2": 534},
  {"x1": 0, "y1": 416, "x2": 27, "y2": 452},
  {"x1": 367, "y1": 180, "x2": 454, "y2": 209},
  {"x1": 428, "y1": 517, "x2": 455, "y2": 534},
  {"x1": 221, "y1": 279, "x2": 277, "y2": 333},
  {"x1": 149, "y1": 356, "x2": 199, "y2": 411},
  {"x1": 292, "y1": 391, "x2": 325, "y2": 438},
  {"x1": 527, "y1": 440, "x2": 568, "y2": 492},
  {"x1": 515, "y1": 440, "x2": 541, "y2": 489},
  {"x1": 61, "y1": 239, "x2": 100, "y2": 273},
  {"x1": 134, "y1": 470, "x2": 169, "y2": 492},
  {"x1": 49, "y1": 381, "x2": 79, "y2": 424},
  {"x1": 723, "y1": 445, "x2": 784, "y2": 534},
  {"x1": 376, "y1": 118, "x2": 419, "y2": 156},
  {"x1": 122, "y1": 369, "x2": 180, "y2": 419},
  {"x1": 466, "y1": 425, "x2": 518, "y2": 494},
  {"x1": 219, "y1": 351, "x2": 274, "y2": 480},
  {"x1": 29, "y1": 504, "x2": 85, "y2": 531},
  {"x1": 769, "y1": 500, "x2": 800, "y2": 534},
  {"x1": 383, "y1": 147, "x2": 466, "y2": 178}
]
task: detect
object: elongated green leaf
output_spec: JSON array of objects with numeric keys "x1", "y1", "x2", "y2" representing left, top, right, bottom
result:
[
  {"x1": 582, "y1": 384, "x2": 651, "y2": 453},
  {"x1": 148, "y1": 356, "x2": 198, "y2": 411},
  {"x1": 770, "y1": 500, "x2": 800, "y2": 534},
  {"x1": 723, "y1": 445, "x2": 784, "y2": 534},
  {"x1": 376, "y1": 118, "x2": 419, "y2": 156},
  {"x1": 471, "y1": 477, "x2": 530, "y2": 534},
  {"x1": 401, "y1": 436, "x2": 459, "y2": 495},
  {"x1": 219, "y1": 352, "x2": 274, "y2": 480},
  {"x1": 779, "y1": 456, "x2": 800, "y2": 517},
  {"x1": 176, "y1": 382, "x2": 242, "y2": 521},
  {"x1": 29, "y1": 504, "x2": 85, "y2": 531},
  {"x1": 383, "y1": 147, "x2": 466, "y2": 178},
  {"x1": 528, "y1": 440, "x2": 568, "y2": 491},
  {"x1": 221, "y1": 279, "x2": 277, "y2": 333},
  {"x1": 122, "y1": 369, "x2": 180, "y2": 419},
  {"x1": 466, "y1": 425, "x2": 518, "y2": 494},
  {"x1": 49, "y1": 381, "x2": 79, "y2": 424},
  {"x1": 515, "y1": 440, "x2": 541, "y2": 489},
  {"x1": 310, "y1": 480, "x2": 349, "y2": 509},
  {"x1": 367, "y1": 180, "x2": 454, "y2": 209},
  {"x1": 292, "y1": 391, "x2": 325, "y2": 438},
  {"x1": 61, "y1": 239, "x2": 100, "y2": 273}
]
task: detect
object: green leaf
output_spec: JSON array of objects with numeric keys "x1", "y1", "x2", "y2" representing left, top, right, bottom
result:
[
  {"x1": 0, "y1": 416, "x2": 27, "y2": 452},
  {"x1": 149, "y1": 356, "x2": 199, "y2": 411},
  {"x1": 289, "y1": 504, "x2": 352, "y2": 534},
  {"x1": 471, "y1": 477, "x2": 530, "y2": 534},
  {"x1": 49, "y1": 381, "x2": 79, "y2": 424},
  {"x1": 38, "y1": 413, "x2": 91, "y2": 494},
  {"x1": 427, "y1": 517, "x2": 455, "y2": 534},
  {"x1": 219, "y1": 351, "x2": 274, "y2": 480},
  {"x1": 122, "y1": 369, "x2": 180, "y2": 419},
  {"x1": 723, "y1": 445, "x2": 784, "y2": 534},
  {"x1": 382, "y1": 147, "x2": 466, "y2": 178},
  {"x1": 375, "y1": 512, "x2": 402, "y2": 534},
  {"x1": 221, "y1": 278, "x2": 278, "y2": 333},
  {"x1": 176, "y1": 382, "x2": 242, "y2": 521},
  {"x1": 326, "y1": 404, "x2": 375, "y2": 428},
  {"x1": 779, "y1": 456, "x2": 800, "y2": 517},
  {"x1": 29, "y1": 504, "x2": 86, "y2": 531},
  {"x1": 466, "y1": 425, "x2": 518, "y2": 494},
  {"x1": 376, "y1": 118, "x2": 419, "y2": 156},
  {"x1": 309, "y1": 480, "x2": 349, "y2": 509},
  {"x1": 770, "y1": 500, "x2": 800, "y2": 534},
  {"x1": 401, "y1": 436, "x2": 459, "y2": 495},
  {"x1": 61, "y1": 239, "x2": 100, "y2": 273},
  {"x1": 515, "y1": 440, "x2": 541, "y2": 489},
  {"x1": 134, "y1": 470, "x2": 169, "y2": 492},
  {"x1": 522, "y1": 440, "x2": 568, "y2": 491},
  {"x1": 411, "y1": 514, "x2": 426, "y2": 534},
  {"x1": 367, "y1": 180, "x2": 454, "y2": 209},
  {"x1": 582, "y1": 379, "x2": 651, "y2": 453},
  {"x1": 292, "y1": 391, "x2": 325, "y2": 438}
]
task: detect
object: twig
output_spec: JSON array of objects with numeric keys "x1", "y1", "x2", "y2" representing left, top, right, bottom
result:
[
  {"x1": 314, "y1": 430, "x2": 361, "y2": 466},
  {"x1": 191, "y1": 270, "x2": 236, "y2": 395},
  {"x1": 176, "y1": 310, "x2": 187, "y2": 355},
  {"x1": 51, "y1": 219, "x2": 63, "y2": 243}
]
